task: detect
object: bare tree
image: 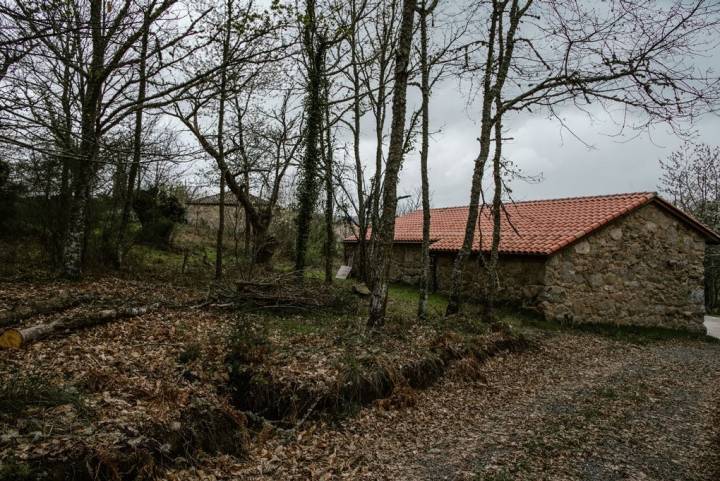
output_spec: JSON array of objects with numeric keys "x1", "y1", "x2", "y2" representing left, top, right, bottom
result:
[
  {"x1": 115, "y1": 14, "x2": 150, "y2": 268},
  {"x1": 413, "y1": 0, "x2": 469, "y2": 318},
  {"x1": 170, "y1": 0, "x2": 292, "y2": 267},
  {"x1": 446, "y1": 0, "x2": 720, "y2": 316},
  {"x1": 660, "y1": 141, "x2": 720, "y2": 312},
  {"x1": 332, "y1": 0, "x2": 374, "y2": 282},
  {"x1": 660, "y1": 142, "x2": 720, "y2": 228},
  {"x1": 2, "y1": 0, "x2": 213, "y2": 278}
]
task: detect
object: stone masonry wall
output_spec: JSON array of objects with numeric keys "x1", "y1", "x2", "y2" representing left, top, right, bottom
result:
[
  {"x1": 344, "y1": 243, "x2": 546, "y2": 307},
  {"x1": 187, "y1": 204, "x2": 242, "y2": 233},
  {"x1": 433, "y1": 253, "x2": 546, "y2": 307},
  {"x1": 343, "y1": 243, "x2": 423, "y2": 282},
  {"x1": 541, "y1": 203, "x2": 707, "y2": 333}
]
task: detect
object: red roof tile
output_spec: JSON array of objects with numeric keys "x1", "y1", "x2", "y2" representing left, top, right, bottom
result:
[{"x1": 344, "y1": 192, "x2": 720, "y2": 255}]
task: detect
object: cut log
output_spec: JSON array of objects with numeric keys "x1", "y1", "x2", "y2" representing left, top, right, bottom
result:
[{"x1": 0, "y1": 304, "x2": 160, "y2": 349}]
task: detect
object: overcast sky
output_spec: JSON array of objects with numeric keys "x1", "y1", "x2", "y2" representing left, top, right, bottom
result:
[
  {"x1": 183, "y1": 0, "x2": 720, "y2": 210},
  {"x1": 382, "y1": 78, "x2": 720, "y2": 208}
]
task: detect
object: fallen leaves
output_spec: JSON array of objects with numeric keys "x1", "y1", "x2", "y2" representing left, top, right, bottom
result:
[{"x1": 2, "y1": 276, "x2": 720, "y2": 481}]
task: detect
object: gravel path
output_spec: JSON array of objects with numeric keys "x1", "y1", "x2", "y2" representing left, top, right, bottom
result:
[{"x1": 205, "y1": 332, "x2": 720, "y2": 481}]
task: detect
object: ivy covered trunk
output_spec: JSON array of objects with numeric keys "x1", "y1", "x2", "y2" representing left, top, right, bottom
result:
[{"x1": 294, "y1": 0, "x2": 326, "y2": 282}]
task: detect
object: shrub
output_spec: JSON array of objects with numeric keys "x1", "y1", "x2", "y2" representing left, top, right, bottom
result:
[{"x1": 132, "y1": 187, "x2": 186, "y2": 248}]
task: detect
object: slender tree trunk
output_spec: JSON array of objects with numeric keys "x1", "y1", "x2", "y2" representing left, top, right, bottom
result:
[
  {"x1": 446, "y1": 0, "x2": 521, "y2": 314},
  {"x1": 53, "y1": 51, "x2": 75, "y2": 267},
  {"x1": 116, "y1": 21, "x2": 149, "y2": 268},
  {"x1": 54, "y1": 151, "x2": 71, "y2": 266},
  {"x1": 484, "y1": 99, "x2": 503, "y2": 321},
  {"x1": 216, "y1": 173, "x2": 226, "y2": 279},
  {"x1": 369, "y1": 15, "x2": 392, "y2": 246},
  {"x1": 417, "y1": 2, "x2": 432, "y2": 320},
  {"x1": 323, "y1": 81, "x2": 334, "y2": 284},
  {"x1": 350, "y1": 0, "x2": 368, "y2": 282},
  {"x1": 370, "y1": 81, "x2": 386, "y2": 233},
  {"x1": 367, "y1": 0, "x2": 417, "y2": 328},
  {"x1": 214, "y1": 0, "x2": 233, "y2": 279},
  {"x1": 243, "y1": 168, "x2": 251, "y2": 260},
  {"x1": 445, "y1": 5, "x2": 499, "y2": 315}
]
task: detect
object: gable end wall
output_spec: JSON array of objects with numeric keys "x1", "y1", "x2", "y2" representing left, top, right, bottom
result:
[{"x1": 541, "y1": 203, "x2": 707, "y2": 332}]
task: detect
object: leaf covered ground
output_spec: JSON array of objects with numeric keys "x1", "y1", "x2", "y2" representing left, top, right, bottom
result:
[{"x1": 1, "y1": 276, "x2": 719, "y2": 480}]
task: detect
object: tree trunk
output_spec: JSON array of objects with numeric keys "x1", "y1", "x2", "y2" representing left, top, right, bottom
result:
[
  {"x1": 445, "y1": 6, "x2": 499, "y2": 315},
  {"x1": 294, "y1": 0, "x2": 326, "y2": 282},
  {"x1": 417, "y1": 3, "x2": 431, "y2": 320},
  {"x1": 446, "y1": 0, "x2": 522, "y2": 315},
  {"x1": 116, "y1": 21, "x2": 149, "y2": 268},
  {"x1": 350, "y1": 0, "x2": 368, "y2": 282},
  {"x1": 370, "y1": 30, "x2": 391, "y2": 240},
  {"x1": 323, "y1": 84, "x2": 335, "y2": 285},
  {"x1": 484, "y1": 99, "x2": 503, "y2": 322},
  {"x1": 216, "y1": 173, "x2": 226, "y2": 279},
  {"x1": 61, "y1": 0, "x2": 105, "y2": 279},
  {"x1": 367, "y1": 0, "x2": 417, "y2": 328},
  {"x1": 215, "y1": 0, "x2": 233, "y2": 279},
  {"x1": 243, "y1": 169, "x2": 252, "y2": 260}
]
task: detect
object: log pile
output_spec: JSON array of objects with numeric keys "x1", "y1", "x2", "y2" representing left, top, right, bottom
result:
[{"x1": 0, "y1": 304, "x2": 160, "y2": 349}]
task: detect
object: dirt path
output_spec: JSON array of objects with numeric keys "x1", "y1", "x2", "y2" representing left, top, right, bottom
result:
[{"x1": 189, "y1": 332, "x2": 720, "y2": 481}]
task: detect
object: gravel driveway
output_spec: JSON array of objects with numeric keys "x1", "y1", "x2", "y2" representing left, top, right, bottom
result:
[{"x1": 215, "y1": 331, "x2": 720, "y2": 481}]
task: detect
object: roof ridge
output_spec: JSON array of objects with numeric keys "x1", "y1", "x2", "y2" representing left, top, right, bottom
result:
[{"x1": 408, "y1": 191, "x2": 657, "y2": 214}]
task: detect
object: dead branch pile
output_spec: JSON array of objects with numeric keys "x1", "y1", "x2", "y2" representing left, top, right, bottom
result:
[{"x1": 210, "y1": 273, "x2": 357, "y2": 312}]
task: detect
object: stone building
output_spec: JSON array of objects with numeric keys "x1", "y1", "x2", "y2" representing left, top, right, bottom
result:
[
  {"x1": 343, "y1": 193, "x2": 720, "y2": 332},
  {"x1": 186, "y1": 193, "x2": 244, "y2": 232}
]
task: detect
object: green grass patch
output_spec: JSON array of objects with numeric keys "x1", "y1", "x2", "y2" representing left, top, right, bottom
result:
[{"x1": 385, "y1": 283, "x2": 448, "y2": 319}]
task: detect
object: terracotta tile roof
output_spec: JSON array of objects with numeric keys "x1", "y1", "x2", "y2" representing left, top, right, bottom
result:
[{"x1": 344, "y1": 192, "x2": 720, "y2": 256}]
